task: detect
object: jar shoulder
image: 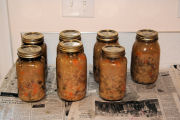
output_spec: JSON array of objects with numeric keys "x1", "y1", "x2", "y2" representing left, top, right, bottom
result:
[
  {"x1": 132, "y1": 40, "x2": 160, "y2": 53},
  {"x1": 16, "y1": 57, "x2": 45, "y2": 67},
  {"x1": 57, "y1": 52, "x2": 87, "y2": 62},
  {"x1": 100, "y1": 56, "x2": 127, "y2": 65}
]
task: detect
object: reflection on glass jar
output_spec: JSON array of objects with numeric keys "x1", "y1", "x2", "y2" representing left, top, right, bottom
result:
[
  {"x1": 57, "y1": 30, "x2": 81, "y2": 54},
  {"x1": 16, "y1": 45, "x2": 45, "y2": 102},
  {"x1": 56, "y1": 40, "x2": 87, "y2": 101},
  {"x1": 99, "y1": 45, "x2": 127, "y2": 101},
  {"x1": 22, "y1": 32, "x2": 47, "y2": 73},
  {"x1": 131, "y1": 29, "x2": 160, "y2": 84},
  {"x1": 93, "y1": 29, "x2": 119, "y2": 82}
]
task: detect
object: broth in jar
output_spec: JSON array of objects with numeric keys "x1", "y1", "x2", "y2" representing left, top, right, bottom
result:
[
  {"x1": 131, "y1": 29, "x2": 160, "y2": 84},
  {"x1": 99, "y1": 45, "x2": 127, "y2": 100},
  {"x1": 16, "y1": 45, "x2": 45, "y2": 102},
  {"x1": 56, "y1": 40, "x2": 87, "y2": 101}
]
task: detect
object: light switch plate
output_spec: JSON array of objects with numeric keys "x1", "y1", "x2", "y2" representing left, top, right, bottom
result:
[
  {"x1": 178, "y1": 0, "x2": 180, "y2": 18},
  {"x1": 62, "y1": 0, "x2": 94, "y2": 17}
]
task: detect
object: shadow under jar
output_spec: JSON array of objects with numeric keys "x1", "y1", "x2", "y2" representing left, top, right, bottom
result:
[
  {"x1": 16, "y1": 45, "x2": 45, "y2": 102},
  {"x1": 22, "y1": 32, "x2": 47, "y2": 70},
  {"x1": 56, "y1": 40, "x2": 87, "y2": 101},
  {"x1": 99, "y1": 45, "x2": 127, "y2": 101},
  {"x1": 131, "y1": 29, "x2": 160, "y2": 84},
  {"x1": 57, "y1": 30, "x2": 81, "y2": 54},
  {"x1": 93, "y1": 29, "x2": 119, "y2": 82}
]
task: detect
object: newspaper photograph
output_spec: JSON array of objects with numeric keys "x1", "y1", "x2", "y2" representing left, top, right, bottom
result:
[{"x1": 95, "y1": 99, "x2": 162, "y2": 120}]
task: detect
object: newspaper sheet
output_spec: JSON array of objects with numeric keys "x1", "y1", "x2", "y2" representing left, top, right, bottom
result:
[
  {"x1": 0, "y1": 66, "x2": 65, "y2": 120},
  {"x1": 0, "y1": 65, "x2": 180, "y2": 120},
  {"x1": 169, "y1": 64, "x2": 180, "y2": 99},
  {"x1": 67, "y1": 66, "x2": 180, "y2": 120}
]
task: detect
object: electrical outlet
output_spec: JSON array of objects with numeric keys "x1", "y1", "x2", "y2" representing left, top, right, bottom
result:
[{"x1": 62, "y1": 0, "x2": 94, "y2": 17}]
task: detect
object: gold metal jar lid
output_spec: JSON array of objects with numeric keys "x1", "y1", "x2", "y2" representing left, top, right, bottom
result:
[
  {"x1": 17, "y1": 45, "x2": 42, "y2": 58},
  {"x1": 102, "y1": 45, "x2": 125, "y2": 58},
  {"x1": 59, "y1": 30, "x2": 81, "y2": 41},
  {"x1": 22, "y1": 32, "x2": 44, "y2": 44},
  {"x1": 58, "y1": 39, "x2": 83, "y2": 53},
  {"x1": 97, "y1": 29, "x2": 118, "y2": 42},
  {"x1": 136, "y1": 29, "x2": 158, "y2": 42}
]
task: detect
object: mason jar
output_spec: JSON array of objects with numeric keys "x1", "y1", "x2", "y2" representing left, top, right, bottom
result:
[
  {"x1": 99, "y1": 45, "x2": 127, "y2": 100},
  {"x1": 93, "y1": 29, "x2": 119, "y2": 82},
  {"x1": 16, "y1": 45, "x2": 45, "y2": 102},
  {"x1": 57, "y1": 30, "x2": 81, "y2": 54},
  {"x1": 56, "y1": 40, "x2": 87, "y2": 101},
  {"x1": 131, "y1": 29, "x2": 160, "y2": 84}
]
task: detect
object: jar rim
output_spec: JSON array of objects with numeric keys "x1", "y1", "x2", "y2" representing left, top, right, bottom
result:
[
  {"x1": 59, "y1": 30, "x2": 81, "y2": 41},
  {"x1": 136, "y1": 29, "x2": 158, "y2": 42},
  {"x1": 22, "y1": 32, "x2": 44, "y2": 44},
  {"x1": 102, "y1": 45, "x2": 125, "y2": 58},
  {"x1": 97, "y1": 29, "x2": 119, "y2": 42},
  {"x1": 58, "y1": 39, "x2": 84, "y2": 53},
  {"x1": 17, "y1": 45, "x2": 42, "y2": 58}
]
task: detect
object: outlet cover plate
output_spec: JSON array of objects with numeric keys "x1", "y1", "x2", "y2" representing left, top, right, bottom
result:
[{"x1": 62, "y1": 0, "x2": 94, "y2": 17}]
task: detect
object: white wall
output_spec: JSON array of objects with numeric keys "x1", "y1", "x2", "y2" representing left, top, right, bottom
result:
[
  {"x1": 0, "y1": 0, "x2": 179, "y2": 82},
  {"x1": 0, "y1": 0, "x2": 13, "y2": 82},
  {"x1": 7, "y1": 0, "x2": 180, "y2": 62}
]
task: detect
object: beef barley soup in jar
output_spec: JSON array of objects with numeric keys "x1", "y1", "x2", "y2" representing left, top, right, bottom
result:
[
  {"x1": 56, "y1": 40, "x2": 87, "y2": 101},
  {"x1": 99, "y1": 45, "x2": 127, "y2": 101},
  {"x1": 93, "y1": 29, "x2": 119, "y2": 82},
  {"x1": 131, "y1": 29, "x2": 160, "y2": 84},
  {"x1": 16, "y1": 45, "x2": 45, "y2": 102},
  {"x1": 57, "y1": 30, "x2": 81, "y2": 54}
]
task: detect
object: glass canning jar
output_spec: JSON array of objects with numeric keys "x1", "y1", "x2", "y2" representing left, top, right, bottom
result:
[
  {"x1": 16, "y1": 45, "x2": 45, "y2": 102},
  {"x1": 22, "y1": 32, "x2": 47, "y2": 69},
  {"x1": 56, "y1": 40, "x2": 87, "y2": 101},
  {"x1": 57, "y1": 30, "x2": 81, "y2": 54},
  {"x1": 131, "y1": 29, "x2": 160, "y2": 84},
  {"x1": 99, "y1": 45, "x2": 127, "y2": 100},
  {"x1": 93, "y1": 29, "x2": 119, "y2": 82}
]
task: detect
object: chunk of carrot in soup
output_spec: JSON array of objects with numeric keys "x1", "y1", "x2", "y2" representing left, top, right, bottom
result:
[
  {"x1": 72, "y1": 59, "x2": 78, "y2": 65},
  {"x1": 69, "y1": 92, "x2": 73, "y2": 96},
  {"x1": 24, "y1": 92, "x2": 28, "y2": 97},
  {"x1": 136, "y1": 51, "x2": 142, "y2": 56}
]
